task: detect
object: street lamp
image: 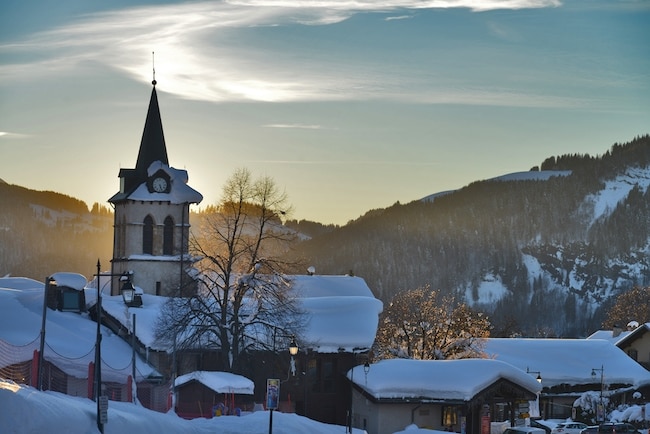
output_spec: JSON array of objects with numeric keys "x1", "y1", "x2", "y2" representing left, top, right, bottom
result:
[
  {"x1": 269, "y1": 337, "x2": 299, "y2": 434},
  {"x1": 120, "y1": 278, "x2": 142, "y2": 307},
  {"x1": 93, "y1": 260, "x2": 138, "y2": 433},
  {"x1": 349, "y1": 352, "x2": 370, "y2": 434},
  {"x1": 94, "y1": 260, "x2": 108, "y2": 434},
  {"x1": 37, "y1": 277, "x2": 54, "y2": 390},
  {"x1": 288, "y1": 336, "x2": 298, "y2": 377},
  {"x1": 591, "y1": 365, "x2": 605, "y2": 423},
  {"x1": 289, "y1": 336, "x2": 298, "y2": 356},
  {"x1": 272, "y1": 328, "x2": 298, "y2": 377},
  {"x1": 526, "y1": 367, "x2": 542, "y2": 383},
  {"x1": 526, "y1": 367, "x2": 542, "y2": 419}
]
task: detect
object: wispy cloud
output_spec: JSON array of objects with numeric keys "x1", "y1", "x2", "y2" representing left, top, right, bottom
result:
[
  {"x1": 385, "y1": 15, "x2": 414, "y2": 21},
  {"x1": 486, "y1": 21, "x2": 521, "y2": 42},
  {"x1": 263, "y1": 124, "x2": 329, "y2": 129},
  {"x1": 0, "y1": 0, "x2": 565, "y2": 107},
  {"x1": 0, "y1": 131, "x2": 31, "y2": 139},
  {"x1": 225, "y1": 0, "x2": 561, "y2": 13}
]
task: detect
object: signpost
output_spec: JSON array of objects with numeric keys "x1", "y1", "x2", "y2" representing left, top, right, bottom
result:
[
  {"x1": 267, "y1": 379, "x2": 280, "y2": 434},
  {"x1": 98, "y1": 395, "x2": 108, "y2": 425}
]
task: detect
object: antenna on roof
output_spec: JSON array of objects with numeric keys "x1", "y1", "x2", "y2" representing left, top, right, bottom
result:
[{"x1": 152, "y1": 51, "x2": 157, "y2": 86}]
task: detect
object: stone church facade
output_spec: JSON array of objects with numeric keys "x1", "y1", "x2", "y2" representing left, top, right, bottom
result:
[{"x1": 107, "y1": 80, "x2": 202, "y2": 297}]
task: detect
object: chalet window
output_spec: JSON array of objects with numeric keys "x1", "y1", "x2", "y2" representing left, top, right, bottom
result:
[
  {"x1": 163, "y1": 216, "x2": 174, "y2": 255},
  {"x1": 143, "y1": 215, "x2": 154, "y2": 254}
]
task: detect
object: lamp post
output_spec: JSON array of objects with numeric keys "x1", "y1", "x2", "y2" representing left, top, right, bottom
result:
[
  {"x1": 94, "y1": 260, "x2": 107, "y2": 434},
  {"x1": 271, "y1": 328, "x2": 298, "y2": 378},
  {"x1": 94, "y1": 260, "x2": 138, "y2": 433},
  {"x1": 288, "y1": 336, "x2": 299, "y2": 376},
  {"x1": 349, "y1": 354, "x2": 370, "y2": 434},
  {"x1": 526, "y1": 367, "x2": 542, "y2": 383},
  {"x1": 120, "y1": 279, "x2": 142, "y2": 307},
  {"x1": 269, "y1": 337, "x2": 299, "y2": 434},
  {"x1": 591, "y1": 365, "x2": 605, "y2": 424},
  {"x1": 526, "y1": 367, "x2": 542, "y2": 419},
  {"x1": 37, "y1": 277, "x2": 54, "y2": 390}
]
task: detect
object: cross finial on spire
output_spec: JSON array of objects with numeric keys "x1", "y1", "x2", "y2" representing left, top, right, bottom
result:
[{"x1": 152, "y1": 51, "x2": 157, "y2": 86}]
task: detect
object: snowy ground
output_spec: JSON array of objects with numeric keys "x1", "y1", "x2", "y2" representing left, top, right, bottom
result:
[
  {"x1": 2, "y1": 379, "x2": 649, "y2": 434},
  {"x1": 0, "y1": 379, "x2": 368, "y2": 434}
]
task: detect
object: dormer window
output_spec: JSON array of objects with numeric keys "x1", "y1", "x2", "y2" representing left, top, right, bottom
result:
[{"x1": 45, "y1": 275, "x2": 86, "y2": 313}]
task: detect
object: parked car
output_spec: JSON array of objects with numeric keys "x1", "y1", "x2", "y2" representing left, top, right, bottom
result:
[
  {"x1": 597, "y1": 423, "x2": 641, "y2": 434},
  {"x1": 531, "y1": 419, "x2": 553, "y2": 434},
  {"x1": 504, "y1": 427, "x2": 548, "y2": 434},
  {"x1": 580, "y1": 426, "x2": 599, "y2": 434},
  {"x1": 551, "y1": 422, "x2": 589, "y2": 434}
]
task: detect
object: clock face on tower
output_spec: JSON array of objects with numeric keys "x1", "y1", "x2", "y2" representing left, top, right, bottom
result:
[{"x1": 152, "y1": 177, "x2": 168, "y2": 193}]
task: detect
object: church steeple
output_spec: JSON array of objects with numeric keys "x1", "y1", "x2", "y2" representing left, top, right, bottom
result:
[
  {"x1": 108, "y1": 76, "x2": 202, "y2": 298},
  {"x1": 135, "y1": 82, "x2": 168, "y2": 178}
]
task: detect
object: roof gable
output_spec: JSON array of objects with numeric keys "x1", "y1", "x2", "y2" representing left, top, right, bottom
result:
[
  {"x1": 484, "y1": 338, "x2": 650, "y2": 389},
  {"x1": 174, "y1": 371, "x2": 254, "y2": 395},
  {"x1": 351, "y1": 358, "x2": 541, "y2": 403}
]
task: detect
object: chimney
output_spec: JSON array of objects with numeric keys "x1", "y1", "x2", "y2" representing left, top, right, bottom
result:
[{"x1": 612, "y1": 324, "x2": 622, "y2": 337}]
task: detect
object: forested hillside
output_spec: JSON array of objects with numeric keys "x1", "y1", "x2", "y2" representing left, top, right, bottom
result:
[
  {"x1": 2, "y1": 135, "x2": 649, "y2": 338},
  {"x1": 0, "y1": 181, "x2": 113, "y2": 280},
  {"x1": 292, "y1": 135, "x2": 650, "y2": 338}
]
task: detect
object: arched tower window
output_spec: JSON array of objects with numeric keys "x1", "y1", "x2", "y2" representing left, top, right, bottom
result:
[
  {"x1": 143, "y1": 215, "x2": 154, "y2": 254},
  {"x1": 163, "y1": 216, "x2": 174, "y2": 255}
]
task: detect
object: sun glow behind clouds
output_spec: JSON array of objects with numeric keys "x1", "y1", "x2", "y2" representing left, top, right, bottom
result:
[
  {"x1": 225, "y1": 0, "x2": 561, "y2": 12},
  {"x1": 0, "y1": 0, "x2": 565, "y2": 106}
]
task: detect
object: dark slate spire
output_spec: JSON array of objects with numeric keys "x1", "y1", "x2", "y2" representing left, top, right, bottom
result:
[{"x1": 135, "y1": 81, "x2": 168, "y2": 177}]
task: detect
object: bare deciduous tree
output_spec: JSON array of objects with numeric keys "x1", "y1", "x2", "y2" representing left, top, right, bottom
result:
[
  {"x1": 155, "y1": 168, "x2": 305, "y2": 373},
  {"x1": 373, "y1": 286, "x2": 491, "y2": 360}
]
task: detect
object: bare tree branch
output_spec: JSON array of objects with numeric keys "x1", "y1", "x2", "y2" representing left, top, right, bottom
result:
[{"x1": 154, "y1": 168, "x2": 305, "y2": 374}]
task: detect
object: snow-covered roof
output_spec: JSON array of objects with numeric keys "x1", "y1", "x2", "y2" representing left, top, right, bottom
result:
[
  {"x1": 351, "y1": 358, "x2": 542, "y2": 402},
  {"x1": 49, "y1": 272, "x2": 87, "y2": 291},
  {"x1": 290, "y1": 275, "x2": 375, "y2": 298},
  {"x1": 0, "y1": 277, "x2": 160, "y2": 382},
  {"x1": 125, "y1": 161, "x2": 203, "y2": 204},
  {"x1": 290, "y1": 275, "x2": 383, "y2": 352},
  {"x1": 100, "y1": 274, "x2": 383, "y2": 354},
  {"x1": 174, "y1": 371, "x2": 254, "y2": 395},
  {"x1": 483, "y1": 338, "x2": 650, "y2": 390},
  {"x1": 96, "y1": 292, "x2": 168, "y2": 351},
  {"x1": 587, "y1": 323, "x2": 650, "y2": 346}
]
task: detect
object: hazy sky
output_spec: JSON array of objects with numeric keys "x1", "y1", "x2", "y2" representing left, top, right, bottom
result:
[{"x1": 1, "y1": 0, "x2": 648, "y2": 225}]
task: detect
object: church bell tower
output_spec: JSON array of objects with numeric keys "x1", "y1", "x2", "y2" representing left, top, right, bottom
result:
[{"x1": 108, "y1": 79, "x2": 203, "y2": 297}]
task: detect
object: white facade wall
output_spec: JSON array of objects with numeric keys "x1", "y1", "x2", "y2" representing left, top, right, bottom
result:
[
  {"x1": 626, "y1": 330, "x2": 650, "y2": 365},
  {"x1": 352, "y1": 389, "x2": 443, "y2": 434},
  {"x1": 111, "y1": 200, "x2": 191, "y2": 297}
]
